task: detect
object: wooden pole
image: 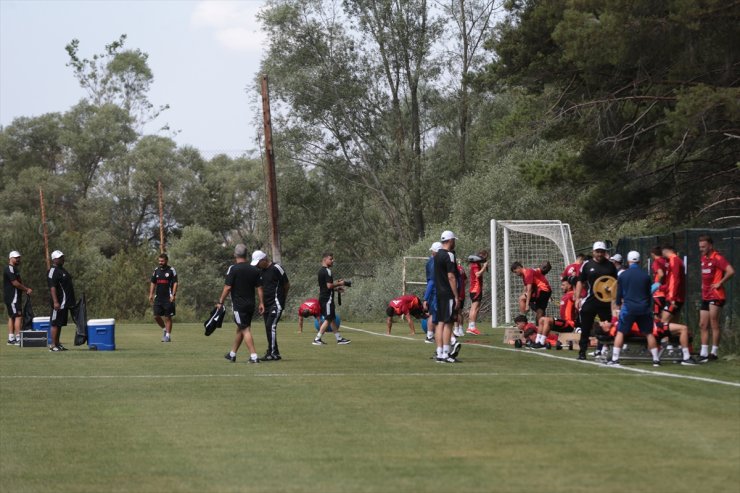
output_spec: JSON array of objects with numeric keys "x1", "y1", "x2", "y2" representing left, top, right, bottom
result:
[
  {"x1": 260, "y1": 74, "x2": 282, "y2": 263},
  {"x1": 39, "y1": 187, "x2": 50, "y2": 270},
  {"x1": 158, "y1": 180, "x2": 165, "y2": 253}
]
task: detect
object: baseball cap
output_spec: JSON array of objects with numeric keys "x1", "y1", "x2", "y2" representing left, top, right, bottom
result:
[
  {"x1": 627, "y1": 251, "x2": 640, "y2": 263},
  {"x1": 250, "y1": 250, "x2": 267, "y2": 266},
  {"x1": 8, "y1": 251, "x2": 21, "y2": 259},
  {"x1": 50, "y1": 250, "x2": 64, "y2": 260},
  {"x1": 440, "y1": 230, "x2": 457, "y2": 242},
  {"x1": 610, "y1": 253, "x2": 623, "y2": 263},
  {"x1": 593, "y1": 241, "x2": 607, "y2": 251},
  {"x1": 430, "y1": 241, "x2": 442, "y2": 252}
]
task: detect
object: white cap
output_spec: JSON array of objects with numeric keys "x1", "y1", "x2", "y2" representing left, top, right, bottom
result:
[
  {"x1": 611, "y1": 253, "x2": 623, "y2": 263},
  {"x1": 250, "y1": 250, "x2": 267, "y2": 266},
  {"x1": 51, "y1": 250, "x2": 64, "y2": 260},
  {"x1": 430, "y1": 241, "x2": 442, "y2": 252},
  {"x1": 593, "y1": 241, "x2": 607, "y2": 251},
  {"x1": 8, "y1": 251, "x2": 21, "y2": 259},
  {"x1": 627, "y1": 251, "x2": 640, "y2": 263},
  {"x1": 440, "y1": 230, "x2": 457, "y2": 242}
]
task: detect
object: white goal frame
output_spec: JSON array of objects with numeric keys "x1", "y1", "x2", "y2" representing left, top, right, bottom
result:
[{"x1": 490, "y1": 220, "x2": 576, "y2": 327}]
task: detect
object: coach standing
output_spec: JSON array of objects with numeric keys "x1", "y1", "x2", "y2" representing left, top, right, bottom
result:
[
  {"x1": 253, "y1": 250, "x2": 289, "y2": 361},
  {"x1": 434, "y1": 231, "x2": 460, "y2": 363},
  {"x1": 313, "y1": 252, "x2": 351, "y2": 346},
  {"x1": 219, "y1": 244, "x2": 263, "y2": 364},
  {"x1": 48, "y1": 250, "x2": 75, "y2": 352},
  {"x1": 4, "y1": 251, "x2": 32, "y2": 345},
  {"x1": 574, "y1": 242, "x2": 618, "y2": 361},
  {"x1": 149, "y1": 253, "x2": 178, "y2": 342}
]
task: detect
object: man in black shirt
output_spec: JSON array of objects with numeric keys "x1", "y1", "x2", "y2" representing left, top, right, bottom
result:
[
  {"x1": 253, "y1": 250, "x2": 290, "y2": 361},
  {"x1": 574, "y1": 241, "x2": 618, "y2": 360},
  {"x1": 313, "y1": 252, "x2": 351, "y2": 345},
  {"x1": 47, "y1": 250, "x2": 76, "y2": 351},
  {"x1": 4, "y1": 251, "x2": 32, "y2": 345},
  {"x1": 149, "y1": 253, "x2": 178, "y2": 342},
  {"x1": 217, "y1": 244, "x2": 264, "y2": 363},
  {"x1": 434, "y1": 230, "x2": 461, "y2": 363}
]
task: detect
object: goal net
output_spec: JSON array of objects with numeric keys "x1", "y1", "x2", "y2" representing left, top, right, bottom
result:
[{"x1": 490, "y1": 220, "x2": 576, "y2": 327}]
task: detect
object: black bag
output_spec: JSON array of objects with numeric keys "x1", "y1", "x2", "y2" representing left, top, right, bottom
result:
[
  {"x1": 72, "y1": 294, "x2": 88, "y2": 346},
  {"x1": 22, "y1": 296, "x2": 35, "y2": 331},
  {"x1": 204, "y1": 305, "x2": 225, "y2": 336}
]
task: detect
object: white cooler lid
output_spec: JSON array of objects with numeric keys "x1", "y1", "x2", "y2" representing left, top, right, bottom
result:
[
  {"x1": 32, "y1": 316, "x2": 50, "y2": 322},
  {"x1": 88, "y1": 318, "x2": 115, "y2": 325}
]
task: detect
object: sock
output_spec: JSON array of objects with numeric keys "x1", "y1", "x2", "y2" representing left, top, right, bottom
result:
[
  {"x1": 451, "y1": 335, "x2": 457, "y2": 345},
  {"x1": 538, "y1": 334, "x2": 546, "y2": 344},
  {"x1": 601, "y1": 345, "x2": 610, "y2": 356},
  {"x1": 682, "y1": 347, "x2": 691, "y2": 360},
  {"x1": 612, "y1": 347, "x2": 621, "y2": 361},
  {"x1": 229, "y1": 351, "x2": 236, "y2": 358},
  {"x1": 443, "y1": 344, "x2": 450, "y2": 356},
  {"x1": 650, "y1": 347, "x2": 659, "y2": 360},
  {"x1": 436, "y1": 347, "x2": 443, "y2": 358},
  {"x1": 335, "y1": 333, "x2": 342, "y2": 341},
  {"x1": 700, "y1": 345, "x2": 709, "y2": 357},
  {"x1": 8, "y1": 335, "x2": 14, "y2": 341},
  {"x1": 427, "y1": 331, "x2": 434, "y2": 340},
  {"x1": 711, "y1": 345, "x2": 719, "y2": 356},
  {"x1": 468, "y1": 322, "x2": 474, "y2": 329},
  {"x1": 250, "y1": 353, "x2": 258, "y2": 360},
  {"x1": 315, "y1": 335, "x2": 322, "y2": 341}
]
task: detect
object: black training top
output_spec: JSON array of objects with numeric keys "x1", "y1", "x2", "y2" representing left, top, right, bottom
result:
[
  {"x1": 225, "y1": 262, "x2": 262, "y2": 311},
  {"x1": 3, "y1": 265, "x2": 21, "y2": 303},
  {"x1": 578, "y1": 258, "x2": 618, "y2": 306},
  {"x1": 318, "y1": 267, "x2": 333, "y2": 301},
  {"x1": 151, "y1": 265, "x2": 178, "y2": 303},
  {"x1": 434, "y1": 249, "x2": 457, "y2": 298},
  {"x1": 262, "y1": 263, "x2": 289, "y2": 309},
  {"x1": 47, "y1": 265, "x2": 76, "y2": 309}
]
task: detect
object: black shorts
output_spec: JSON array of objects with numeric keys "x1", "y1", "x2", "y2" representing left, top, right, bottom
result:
[
  {"x1": 458, "y1": 296, "x2": 466, "y2": 312},
  {"x1": 553, "y1": 319, "x2": 575, "y2": 332},
  {"x1": 51, "y1": 307, "x2": 68, "y2": 328},
  {"x1": 662, "y1": 301, "x2": 683, "y2": 315},
  {"x1": 153, "y1": 301, "x2": 176, "y2": 317},
  {"x1": 4, "y1": 300, "x2": 21, "y2": 318},
  {"x1": 701, "y1": 299, "x2": 725, "y2": 310},
  {"x1": 653, "y1": 296, "x2": 665, "y2": 315},
  {"x1": 435, "y1": 295, "x2": 456, "y2": 324},
  {"x1": 470, "y1": 291, "x2": 483, "y2": 303},
  {"x1": 320, "y1": 297, "x2": 335, "y2": 320},
  {"x1": 530, "y1": 291, "x2": 551, "y2": 312},
  {"x1": 233, "y1": 307, "x2": 255, "y2": 329}
]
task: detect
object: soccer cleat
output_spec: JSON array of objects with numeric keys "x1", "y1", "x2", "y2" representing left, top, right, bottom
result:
[
  {"x1": 312, "y1": 338, "x2": 326, "y2": 346},
  {"x1": 224, "y1": 353, "x2": 236, "y2": 363},
  {"x1": 455, "y1": 327, "x2": 465, "y2": 337},
  {"x1": 262, "y1": 353, "x2": 279, "y2": 361},
  {"x1": 577, "y1": 353, "x2": 587, "y2": 361},
  {"x1": 49, "y1": 345, "x2": 62, "y2": 352},
  {"x1": 57, "y1": 344, "x2": 68, "y2": 351},
  {"x1": 435, "y1": 357, "x2": 446, "y2": 363},
  {"x1": 7, "y1": 339, "x2": 15, "y2": 345},
  {"x1": 708, "y1": 354, "x2": 719, "y2": 361},
  {"x1": 652, "y1": 360, "x2": 661, "y2": 367},
  {"x1": 424, "y1": 338, "x2": 434, "y2": 344},
  {"x1": 525, "y1": 340, "x2": 534, "y2": 349},
  {"x1": 337, "y1": 337, "x2": 351, "y2": 345},
  {"x1": 450, "y1": 342, "x2": 462, "y2": 359},
  {"x1": 697, "y1": 355, "x2": 709, "y2": 364},
  {"x1": 443, "y1": 356, "x2": 458, "y2": 363},
  {"x1": 162, "y1": 335, "x2": 171, "y2": 343},
  {"x1": 248, "y1": 357, "x2": 260, "y2": 364},
  {"x1": 533, "y1": 342, "x2": 547, "y2": 350},
  {"x1": 605, "y1": 359, "x2": 621, "y2": 367},
  {"x1": 681, "y1": 357, "x2": 698, "y2": 366},
  {"x1": 466, "y1": 327, "x2": 481, "y2": 336}
]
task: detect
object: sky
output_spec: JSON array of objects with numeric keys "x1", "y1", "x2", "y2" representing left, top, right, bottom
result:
[{"x1": 0, "y1": 0, "x2": 269, "y2": 155}]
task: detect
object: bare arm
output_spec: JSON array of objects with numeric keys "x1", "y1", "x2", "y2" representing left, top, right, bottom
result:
[
  {"x1": 170, "y1": 282, "x2": 178, "y2": 301},
  {"x1": 149, "y1": 283, "x2": 155, "y2": 303},
  {"x1": 257, "y1": 286, "x2": 265, "y2": 315},
  {"x1": 50, "y1": 286, "x2": 60, "y2": 310},
  {"x1": 574, "y1": 281, "x2": 583, "y2": 307},
  {"x1": 386, "y1": 317, "x2": 393, "y2": 334},
  {"x1": 216, "y1": 285, "x2": 231, "y2": 306},
  {"x1": 447, "y1": 272, "x2": 458, "y2": 307},
  {"x1": 11, "y1": 279, "x2": 31, "y2": 295},
  {"x1": 713, "y1": 264, "x2": 735, "y2": 289},
  {"x1": 298, "y1": 315, "x2": 304, "y2": 332}
]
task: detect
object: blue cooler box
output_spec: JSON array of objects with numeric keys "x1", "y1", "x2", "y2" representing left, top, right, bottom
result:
[
  {"x1": 88, "y1": 318, "x2": 115, "y2": 351},
  {"x1": 32, "y1": 316, "x2": 51, "y2": 343}
]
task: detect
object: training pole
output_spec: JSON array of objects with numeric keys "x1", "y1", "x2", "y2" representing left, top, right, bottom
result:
[
  {"x1": 260, "y1": 74, "x2": 282, "y2": 263},
  {"x1": 158, "y1": 180, "x2": 165, "y2": 253},
  {"x1": 39, "y1": 187, "x2": 50, "y2": 270}
]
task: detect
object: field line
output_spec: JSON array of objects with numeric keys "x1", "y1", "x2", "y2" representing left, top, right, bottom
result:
[
  {"x1": 0, "y1": 372, "x2": 606, "y2": 380},
  {"x1": 342, "y1": 325, "x2": 740, "y2": 388}
]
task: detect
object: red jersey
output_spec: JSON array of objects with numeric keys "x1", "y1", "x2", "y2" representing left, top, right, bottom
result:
[
  {"x1": 559, "y1": 291, "x2": 576, "y2": 323},
  {"x1": 457, "y1": 265, "x2": 468, "y2": 299},
  {"x1": 299, "y1": 299, "x2": 321, "y2": 317},
  {"x1": 469, "y1": 263, "x2": 483, "y2": 294},
  {"x1": 701, "y1": 251, "x2": 730, "y2": 301},
  {"x1": 651, "y1": 257, "x2": 667, "y2": 298},
  {"x1": 562, "y1": 262, "x2": 581, "y2": 280},
  {"x1": 664, "y1": 254, "x2": 685, "y2": 303},
  {"x1": 388, "y1": 295, "x2": 421, "y2": 316},
  {"x1": 523, "y1": 267, "x2": 551, "y2": 295}
]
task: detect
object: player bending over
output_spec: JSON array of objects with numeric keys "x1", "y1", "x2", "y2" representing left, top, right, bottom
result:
[
  {"x1": 385, "y1": 295, "x2": 425, "y2": 335},
  {"x1": 511, "y1": 261, "x2": 552, "y2": 323},
  {"x1": 536, "y1": 277, "x2": 577, "y2": 348},
  {"x1": 297, "y1": 298, "x2": 320, "y2": 333}
]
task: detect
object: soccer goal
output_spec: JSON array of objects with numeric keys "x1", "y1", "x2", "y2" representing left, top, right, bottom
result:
[
  {"x1": 490, "y1": 220, "x2": 576, "y2": 327},
  {"x1": 402, "y1": 256, "x2": 429, "y2": 296}
]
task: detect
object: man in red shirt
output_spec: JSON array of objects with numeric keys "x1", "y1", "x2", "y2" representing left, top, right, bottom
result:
[
  {"x1": 386, "y1": 295, "x2": 424, "y2": 335},
  {"x1": 650, "y1": 246, "x2": 667, "y2": 316},
  {"x1": 698, "y1": 235, "x2": 735, "y2": 362},
  {"x1": 512, "y1": 314, "x2": 538, "y2": 348},
  {"x1": 536, "y1": 277, "x2": 577, "y2": 347},
  {"x1": 297, "y1": 298, "x2": 321, "y2": 333},
  {"x1": 511, "y1": 261, "x2": 552, "y2": 323},
  {"x1": 467, "y1": 250, "x2": 489, "y2": 335},
  {"x1": 561, "y1": 254, "x2": 584, "y2": 285},
  {"x1": 661, "y1": 246, "x2": 685, "y2": 324}
]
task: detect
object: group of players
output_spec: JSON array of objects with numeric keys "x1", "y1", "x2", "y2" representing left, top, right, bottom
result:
[{"x1": 503, "y1": 235, "x2": 734, "y2": 365}]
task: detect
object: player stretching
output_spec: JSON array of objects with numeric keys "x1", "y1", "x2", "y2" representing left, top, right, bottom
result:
[
  {"x1": 466, "y1": 251, "x2": 488, "y2": 335},
  {"x1": 385, "y1": 295, "x2": 424, "y2": 335},
  {"x1": 423, "y1": 242, "x2": 442, "y2": 343},
  {"x1": 313, "y1": 253, "x2": 351, "y2": 346},
  {"x1": 298, "y1": 299, "x2": 320, "y2": 333},
  {"x1": 511, "y1": 261, "x2": 552, "y2": 323},
  {"x1": 536, "y1": 277, "x2": 577, "y2": 348},
  {"x1": 433, "y1": 231, "x2": 461, "y2": 362},
  {"x1": 698, "y1": 235, "x2": 735, "y2": 362}
]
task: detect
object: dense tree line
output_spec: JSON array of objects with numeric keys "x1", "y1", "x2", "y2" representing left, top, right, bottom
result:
[{"x1": 1, "y1": 2, "x2": 737, "y2": 321}]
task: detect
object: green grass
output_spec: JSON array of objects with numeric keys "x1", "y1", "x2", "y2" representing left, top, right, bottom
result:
[{"x1": 1, "y1": 321, "x2": 739, "y2": 493}]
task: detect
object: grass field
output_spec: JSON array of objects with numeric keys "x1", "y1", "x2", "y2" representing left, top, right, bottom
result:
[{"x1": 1, "y1": 320, "x2": 739, "y2": 493}]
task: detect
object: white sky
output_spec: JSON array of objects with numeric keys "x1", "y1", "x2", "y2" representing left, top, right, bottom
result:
[{"x1": 0, "y1": 0, "x2": 268, "y2": 155}]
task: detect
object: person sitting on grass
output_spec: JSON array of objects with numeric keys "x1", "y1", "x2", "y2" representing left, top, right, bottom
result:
[{"x1": 386, "y1": 295, "x2": 425, "y2": 335}]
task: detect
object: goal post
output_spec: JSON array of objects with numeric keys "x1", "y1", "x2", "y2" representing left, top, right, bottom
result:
[
  {"x1": 490, "y1": 220, "x2": 576, "y2": 327},
  {"x1": 402, "y1": 256, "x2": 429, "y2": 295}
]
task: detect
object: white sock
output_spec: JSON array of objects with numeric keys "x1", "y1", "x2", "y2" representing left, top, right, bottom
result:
[
  {"x1": 682, "y1": 347, "x2": 691, "y2": 360},
  {"x1": 650, "y1": 347, "x2": 659, "y2": 360},
  {"x1": 468, "y1": 322, "x2": 474, "y2": 329},
  {"x1": 436, "y1": 347, "x2": 443, "y2": 358},
  {"x1": 443, "y1": 344, "x2": 450, "y2": 355},
  {"x1": 8, "y1": 335, "x2": 14, "y2": 341},
  {"x1": 229, "y1": 351, "x2": 236, "y2": 358},
  {"x1": 427, "y1": 331, "x2": 434, "y2": 340},
  {"x1": 250, "y1": 353, "x2": 258, "y2": 360},
  {"x1": 612, "y1": 347, "x2": 621, "y2": 361},
  {"x1": 451, "y1": 335, "x2": 457, "y2": 345},
  {"x1": 700, "y1": 345, "x2": 709, "y2": 357},
  {"x1": 711, "y1": 345, "x2": 719, "y2": 356},
  {"x1": 335, "y1": 333, "x2": 342, "y2": 341}
]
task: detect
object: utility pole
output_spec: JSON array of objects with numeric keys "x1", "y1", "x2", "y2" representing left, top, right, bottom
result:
[
  {"x1": 39, "y1": 187, "x2": 50, "y2": 270},
  {"x1": 158, "y1": 180, "x2": 166, "y2": 253},
  {"x1": 260, "y1": 74, "x2": 282, "y2": 263}
]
